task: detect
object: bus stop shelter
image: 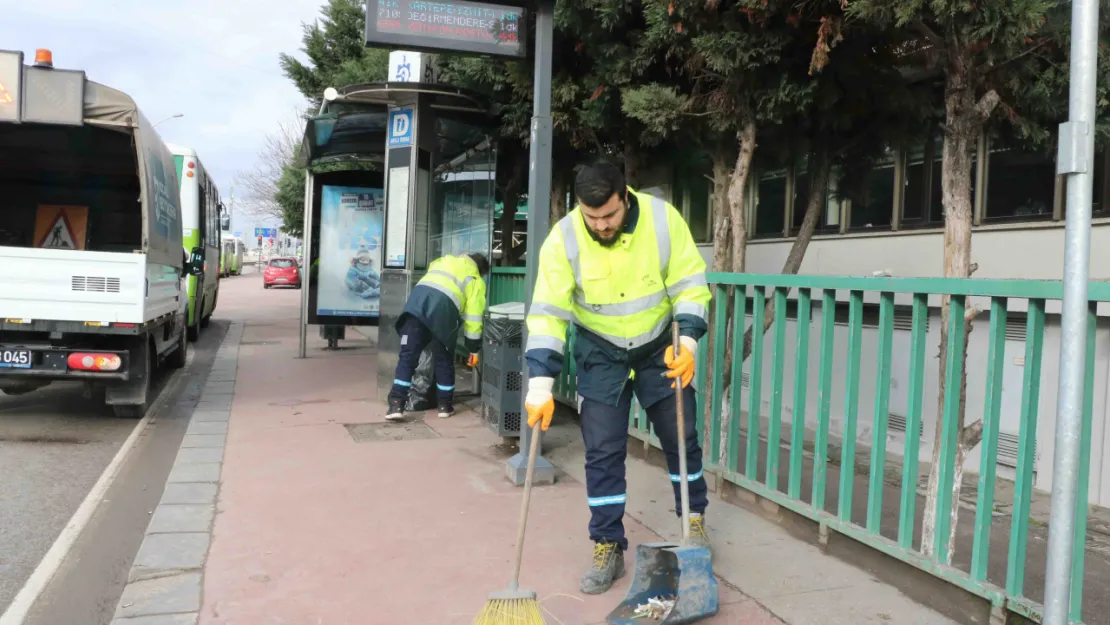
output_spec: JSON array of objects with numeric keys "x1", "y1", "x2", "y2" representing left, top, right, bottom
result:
[{"x1": 295, "y1": 82, "x2": 498, "y2": 401}]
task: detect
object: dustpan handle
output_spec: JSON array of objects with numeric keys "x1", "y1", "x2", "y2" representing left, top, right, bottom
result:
[
  {"x1": 673, "y1": 322, "x2": 691, "y2": 543},
  {"x1": 510, "y1": 421, "x2": 543, "y2": 588}
]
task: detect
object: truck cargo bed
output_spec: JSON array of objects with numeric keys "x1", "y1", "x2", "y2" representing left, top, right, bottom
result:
[{"x1": 0, "y1": 247, "x2": 148, "y2": 324}]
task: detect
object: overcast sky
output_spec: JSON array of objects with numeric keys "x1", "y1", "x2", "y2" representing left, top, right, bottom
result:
[{"x1": 3, "y1": 0, "x2": 321, "y2": 244}]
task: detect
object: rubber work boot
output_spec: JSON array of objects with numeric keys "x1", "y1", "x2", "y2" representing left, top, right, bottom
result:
[
  {"x1": 688, "y1": 512, "x2": 711, "y2": 554},
  {"x1": 385, "y1": 397, "x2": 405, "y2": 421},
  {"x1": 579, "y1": 540, "x2": 625, "y2": 595},
  {"x1": 437, "y1": 400, "x2": 454, "y2": 419}
]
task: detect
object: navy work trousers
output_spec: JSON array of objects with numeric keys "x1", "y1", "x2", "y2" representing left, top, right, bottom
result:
[
  {"x1": 581, "y1": 383, "x2": 707, "y2": 550},
  {"x1": 388, "y1": 316, "x2": 456, "y2": 403}
]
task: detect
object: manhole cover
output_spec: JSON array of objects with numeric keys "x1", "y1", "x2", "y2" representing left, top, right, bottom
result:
[{"x1": 344, "y1": 421, "x2": 440, "y2": 443}]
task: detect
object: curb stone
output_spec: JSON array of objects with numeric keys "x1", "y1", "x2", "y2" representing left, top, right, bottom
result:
[{"x1": 110, "y1": 322, "x2": 244, "y2": 625}]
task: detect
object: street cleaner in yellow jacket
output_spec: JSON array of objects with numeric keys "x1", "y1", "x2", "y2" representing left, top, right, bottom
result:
[
  {"x1": 523, "y1": 160, "x2": 713, "y2": 594},
  {"x1": 386, "y1": 252, "x2": 489, "y2": 421}
]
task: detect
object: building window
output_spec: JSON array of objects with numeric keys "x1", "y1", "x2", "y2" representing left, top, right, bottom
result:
[
  {"x1": 984, "y1": 132, "x2": 1055, "y2": 222},
  {"x1": 686, "y1": 176, "x2": 711, "y2": 244},
  {"x1": 792, "y1": 159, "x2": 808, "y2": 235},
  {"x1": 838, "y1": 147, "x2": 895, "y2": 231},
  {"x1": 755, "y1": 170, "x2": 787, "y2": 238},
  {"x1": 673, "y1": 161, "x2": 713, "y2": 244},
  {"x1": 850, "y1": 161, "x2": 895, "y2": 230},
  {"x1": 902, "y1": 133, "x2": 977, "y2": 227},
  {"x1": 791, "y1": 155, "x2": 840, "y2": 235},
  {"x1": 902, "y1": 141, "x2": 936, "y2": 225},
  {"x1": 824, "y1": 172, "x2": 841, "y2": 230}
]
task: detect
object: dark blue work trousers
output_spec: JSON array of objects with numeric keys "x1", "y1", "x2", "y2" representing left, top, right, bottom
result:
[
  {"x1": 388, "y1": 316, "x2": 456, "y2": 403},
  {"x1": 581, "y1": 382, "x2": 707, "y2": 550}
]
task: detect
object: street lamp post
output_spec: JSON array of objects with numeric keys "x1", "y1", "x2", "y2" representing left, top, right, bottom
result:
[
  {"x1": 154, "y1": 113, "x2": 184, "y2": 127},
  {"x1": 1043, "y1": 0, "x2": 1101, "y2": 623}
]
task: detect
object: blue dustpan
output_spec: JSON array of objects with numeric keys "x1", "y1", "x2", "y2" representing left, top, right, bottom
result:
[
  {"x1": 605, "y1": 541, "x2": 718, "y2": 624},
  {"x1": 607, "y1": 323, "x2": 719, "y2": 624}
]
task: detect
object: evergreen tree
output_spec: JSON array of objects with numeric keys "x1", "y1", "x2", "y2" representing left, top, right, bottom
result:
[
  {"x1": 280, "y1": 0, "x2": 389, "y2": 109},
  {"x1": 842, "y1": 0, "x2": 1100, "y2": 563},
  {"x1": 274, "y1": 0, "x2": 390, "y2": 239}
]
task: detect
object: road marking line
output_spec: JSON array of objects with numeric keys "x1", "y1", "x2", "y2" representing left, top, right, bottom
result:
[{"x1": 0, "y1": 347, "x2": 193, "y2": 625}]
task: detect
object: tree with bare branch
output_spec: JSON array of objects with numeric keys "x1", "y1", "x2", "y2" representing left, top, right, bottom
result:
[
  {"x1": 844, "y1": 0, "x2": 1071, "y2": 562},
  {"x1": 234, "y1": 108, "x2": 308, "y2": 223}
]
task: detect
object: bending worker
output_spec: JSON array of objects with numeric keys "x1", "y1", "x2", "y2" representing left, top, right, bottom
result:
[
  {"x1": 523, "y1": 160, "x2": 712, "y2": 595},
  {"x1": 386, "y1": 252, "x2": 489, "y2": 421}
]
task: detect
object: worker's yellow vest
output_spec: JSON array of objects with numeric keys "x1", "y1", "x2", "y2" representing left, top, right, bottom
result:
[
  {"x1": 526, "y1": 188, "x2": 710, "y2": 355},
  {"x1": 417, "y1": 255, "x2": 485, "y2": 341}
]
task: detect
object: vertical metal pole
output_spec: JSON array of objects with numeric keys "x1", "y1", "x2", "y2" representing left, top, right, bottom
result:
[
  {"x1": 298, "y1": 98, "x2": 330, "y2": 359},
  {"x1": 298, "y1": 169, "x2": 314, "y2": 359},
  {"x1": 506, "y1": 0, "x2": 556, "y2": 486},
  {"x1": 1044, "y1": 1, "x2": 1100, "y2": 622}
]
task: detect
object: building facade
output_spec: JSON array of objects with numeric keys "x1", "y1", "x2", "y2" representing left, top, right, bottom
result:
[{"x1": 640, "y1": 132, "x2": 1110, "y2": 508}]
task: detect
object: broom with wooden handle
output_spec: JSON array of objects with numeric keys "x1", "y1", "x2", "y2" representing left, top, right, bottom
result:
[{"x1": 472, "y1": 420, "x2": 547, "y2": 625}]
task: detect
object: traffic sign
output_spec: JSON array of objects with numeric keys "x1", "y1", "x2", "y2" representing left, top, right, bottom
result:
[
  {"x1": 34, "y1": 205, "x2": 87, "y2": 250},
  {"x1": 254, "y1": 227, "x2": 277, "y2": 238}
]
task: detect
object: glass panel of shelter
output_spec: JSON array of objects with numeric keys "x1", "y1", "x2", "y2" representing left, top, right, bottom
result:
[{"x1": 429, "y1": 116, "x2": 496, "y2": 264}]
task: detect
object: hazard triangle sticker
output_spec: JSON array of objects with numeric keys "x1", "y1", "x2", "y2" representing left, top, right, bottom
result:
[{"x1": 37, "y1": 212, "x2": 78, "y2": 249}]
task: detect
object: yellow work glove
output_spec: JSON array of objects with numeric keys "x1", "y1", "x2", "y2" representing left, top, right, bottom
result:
[
  {"x1": 525, "y1": 376, "x2": 555, "y2": 431},
  {"x1": 467, "y1": 352, "x2": 479, "y2": 368},
  {"x1": 664, "y1": 336, "x2": 698, "y2": 389}
]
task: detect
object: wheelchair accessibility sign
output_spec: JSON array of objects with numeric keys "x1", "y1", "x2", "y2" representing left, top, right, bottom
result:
[{"x1": 388, "y1": 108, "x2": 413, "y2": 147}]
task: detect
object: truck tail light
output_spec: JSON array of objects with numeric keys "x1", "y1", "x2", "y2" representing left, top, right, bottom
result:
[{"x1": 67, "y1": 353, "x2": 122, "y2": 372}]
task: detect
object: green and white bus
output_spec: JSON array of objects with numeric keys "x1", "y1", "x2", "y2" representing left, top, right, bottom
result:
[
  {"x1": 168, "y1": 143, "x2": 221, "y2": 341},
  {"x1": 220, "y1": 233, "x2": 244, "y2": 276}
]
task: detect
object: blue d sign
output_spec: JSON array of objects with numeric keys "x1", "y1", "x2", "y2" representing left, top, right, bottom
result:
[{"x1": 388, "y1": 109, "x2": 413, "y2": 147}]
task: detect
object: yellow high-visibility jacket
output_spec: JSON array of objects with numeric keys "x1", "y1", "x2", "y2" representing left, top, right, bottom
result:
[
  {"x1": 524, "y1": 188, "x2": 711, "y2": 406},
  {"x1": 399, "y1": 254, "x2": 487, "y2": 352}
]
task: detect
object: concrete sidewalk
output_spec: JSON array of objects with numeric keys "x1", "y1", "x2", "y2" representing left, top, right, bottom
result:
[{"x1": 110, "y1": 287, "x2": 956, "y2": 625}]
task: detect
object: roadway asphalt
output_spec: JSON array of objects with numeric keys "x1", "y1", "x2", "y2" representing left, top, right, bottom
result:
[
  {"x1": 0, "y1": 381, "x2": 141, "y2": 612},
  {"x1": 0, "y1": 271, "x2": 258, "y2": 625}
]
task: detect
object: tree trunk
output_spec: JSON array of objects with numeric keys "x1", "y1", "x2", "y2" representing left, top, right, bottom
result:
[
  {"x1": 624, "y1": 141, "x2": 642, "y2": 189},
  {"x1": 727, "y1": 118, "x2": 756, "y2": 274},
  {"x1": 551, "y1": 172, "x2": 568, "y2": 223},
  {"x1": 711, "y1": 148, "x2": 734, "y2": 273},
  {"x1": 921, "y1": 42, "x2": 997, "y2": 562},
  {"x1": 706, "y1": 120, "x2": 755, "y2": 453},
  {"x1": 710, "y1": 141, "x2": 833, "y2": 466},
  {"x1": 497, "y1": 159, "x2": 525, "y2": 266},
  {"x1": 737, "y1": 144, "x2": 832, "y2": 357},
  {"x1": 720, "y1": 142, "x2": 831, "y2": 403},
  {"x1": 708, "y1": 147, "x2": 735, "y2": 459}
]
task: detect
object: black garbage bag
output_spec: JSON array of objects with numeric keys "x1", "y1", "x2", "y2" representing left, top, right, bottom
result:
[
  {"x1": 484, "y1": 310, "x2": 524, "y2": 345},
  {"x1": 406, "y1": 346, "x2": 437, "y2": 411}
]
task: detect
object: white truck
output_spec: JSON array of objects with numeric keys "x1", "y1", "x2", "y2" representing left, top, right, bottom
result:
[{"x1": 0, "y1": 50, "x2": 202, "y2": 418}]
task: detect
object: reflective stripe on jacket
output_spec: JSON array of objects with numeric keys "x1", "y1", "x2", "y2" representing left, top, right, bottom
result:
[
  {"x1": 524, "y1": 188, "x2": 711, "y2": 395},
  {"x1": 398, "y1": 254, "x2": 487, "y2": 352}
]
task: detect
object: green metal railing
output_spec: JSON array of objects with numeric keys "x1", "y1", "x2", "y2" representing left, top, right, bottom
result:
[
  {"x1": 488, "y1": 266, "x2": 527, "y2": 305},
  {"x1": 646, "y1": 274, "x2": 1105, "y2": 624},
  {"x1": 489, "y1": 268, "x2": 1106, "y2": 623}
]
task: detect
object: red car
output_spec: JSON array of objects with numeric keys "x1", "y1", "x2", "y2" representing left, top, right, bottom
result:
[{"x1": 263, "y1": 257, "x2": 301, "y2": 289}]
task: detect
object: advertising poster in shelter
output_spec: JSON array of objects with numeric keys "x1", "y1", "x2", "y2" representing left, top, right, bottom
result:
[{"x1": 317, "y1": 185, "x2": 384, "y2": 318}]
